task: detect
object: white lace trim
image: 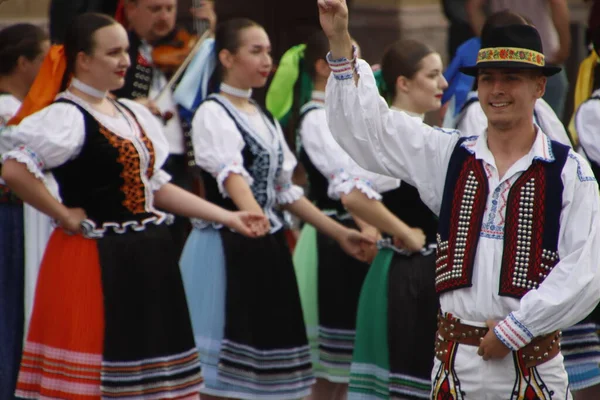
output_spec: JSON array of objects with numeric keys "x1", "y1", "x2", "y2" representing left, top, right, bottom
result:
[
  {"x1": 79, "y1": 212, "x2": 174, "y2": 238},
  {"x1": 191, "y1": 218, "x2": 224, "y2": 231},
  {"x1": 216, "y1": 163, "x2": 254, "y2": 198},
  {"x1": 2, "y1": 147, "x2": 68, "y2": 202},
  {"x1": 2, "y1": 146, "x2": 46, "y2": 183},
  {"x1": 149, "y1": 169, "x2": 172, "y2": 191},
  {"x1": 325, "y1": 169, "x2": 351, "y2": 201},
  {"x1": 335, "y1": 177, "x2": 382, "y2": 201},
  {"x1": 377, "y1": 239, "x2": 436, "y2": 255},
  {"x1": 276, "y1": 184, "x2": 304, "y2": 205}
]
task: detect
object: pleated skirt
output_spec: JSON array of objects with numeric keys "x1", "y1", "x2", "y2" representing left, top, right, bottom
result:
[
  {"x1": 561, "y1": 322, "x2": 600, "y2": 391},
  {"x1": 349, "y1": 248, "x2": 439, "y2": 400},
  {"x1": 16, "y1": 226, "x2": 202, "y2": 400},
  {"x1": 180, "y1": 227, "x2": 315, "y2": 400},
  {"x1": 0, "y1": 202, "x2": 24, "y2": 400},
  {"x1": 293, "y1": 220, "x2": 370, "y2": 383}
]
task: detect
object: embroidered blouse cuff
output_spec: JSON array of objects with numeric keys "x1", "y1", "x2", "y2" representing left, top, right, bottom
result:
[
  {"x1": 326, "y1": 45, "x2": 358, "y2": 81},
  {"x1": 326, "y1": 168, "x2": 350, "y2": 200},
  {"x1": 150, "y1": 169, "x2": 172, "y2": 191},
  {"x1": 335, "y1": 176, "x2": 383, "y2": 201},
  {"x1": 2, "y1": 146, "x2": 46, "y2": 183},
  {"x1": 276, "y1": 183, "x2": 304, "y2": 205},
  {"x1": 493, "y1": 312, "x2": 534, "y2": 351},
  {"x1": 216, "y1": 163, "x2": 254, "y2": 198}
]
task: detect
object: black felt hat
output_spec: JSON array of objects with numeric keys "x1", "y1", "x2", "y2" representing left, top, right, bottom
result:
[{"x1": 460, "y1": 24, "x2": 561, "y2": 77}]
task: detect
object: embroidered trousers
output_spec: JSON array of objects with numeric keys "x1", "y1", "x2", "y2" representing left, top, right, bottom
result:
[{"x1": 431, "y1": 342, "x2": 571, "y2": 400}]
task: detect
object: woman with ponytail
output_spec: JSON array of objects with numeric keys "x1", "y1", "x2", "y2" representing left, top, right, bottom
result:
[
  {"x1": 1, "y1": 12, "x2": 269, "y2": 399},
  {"x1": 266, "y1": 31, "x2": 427, "y2": 399},
  {"x1": 178, "y1": 18, "x2": 373, "y2": 400},
  {"x1": 341, "y1": 39, "x2": 448, "y2": 400}
]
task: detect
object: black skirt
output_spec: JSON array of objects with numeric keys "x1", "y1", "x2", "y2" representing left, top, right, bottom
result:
[
  {"x1": 388, "y1": 251, "x2": 439, "y2": 399},
  {"x1": 218, "y1": 228, "x2": 315, "y2": 396},
  {"x1": 316, "y1": 218, "x2": 370, "y2": 381}
]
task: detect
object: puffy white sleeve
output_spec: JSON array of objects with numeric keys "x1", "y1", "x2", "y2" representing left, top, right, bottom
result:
[
  {"x1": 1, "y1": 102, "x2": 85, "y2": 185},
  {"x1": 455, "y1": 102, "x2": 487, "y2": 138},
  {"x1": 300, "y1": 108, "x2": 394, "y2": 200},
  {"x1": 325, "y1": 55, "x2": 460, "y2": 215},
  {"x1": 118, "y1": 98, "x2": 172, "y2": 191},
  {"x1": 575, "y1": 98, "x2": 600, "y2": 165},
  {"x1": 494, "y1": 151, "x2": 600, "y2": 349},
  {"x1": 191, "y1": 101, "x2": 253, "y2": 197},
  {"x1": 0, "y1": 125, "x2": 21, "y2": 155},
  {"x1": 273, "y1": 118, "x2": 304, "y2": 205},
  {"x1": 336, "y1": 161, "x2": 401, "y2": 198},
  {"x1": 534, "y1": 99, "x2": 572, "y2": 147}
]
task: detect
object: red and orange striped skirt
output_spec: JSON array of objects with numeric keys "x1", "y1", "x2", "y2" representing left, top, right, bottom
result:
[{"x1": 16, "y1": 225, "x2": 201, "y2": 399}]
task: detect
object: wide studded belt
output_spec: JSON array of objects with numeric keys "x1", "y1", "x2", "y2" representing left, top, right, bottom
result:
[{"x1": 435, "y1": 313, "x2": 561, "y2": 368}]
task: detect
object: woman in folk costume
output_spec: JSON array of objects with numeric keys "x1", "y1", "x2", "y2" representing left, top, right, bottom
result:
[
  {"x1": 341, "y1": 39, "x2": 447, "y2": 400},
  {"x1": 2, "y1": 12, "x2": 269, "y2": 400},
  {"x1": 265, "y1": 31, "x2": 425, "y2": 399},
  {"x1": 177, "y1": 18, "x2": 372, "y2": 400},
  {"x1": 0, "y1": 23, "x2": 49, "y2": 400},
  {"x1": 0, "y1": 24, "x2": 57, "y2": 341},
  {"x1": 565, "y1": 27, "x2": 600, "y2": 400}
]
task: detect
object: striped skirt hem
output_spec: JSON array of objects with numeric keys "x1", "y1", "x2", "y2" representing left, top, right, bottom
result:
[
  {"x1": 562, "y1": 322, "x2": 600, "y2": 390},
  {"x1": 349, "y1": 249, "x2": 437, "y2": 400},
  {"x1": 17, "y1": 228, "x2": 202, "y2": 399}
]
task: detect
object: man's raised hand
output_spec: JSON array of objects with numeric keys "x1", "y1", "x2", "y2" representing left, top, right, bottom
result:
[{"x1": 317, "y1": 0, "x2": 349, "y2": 41}]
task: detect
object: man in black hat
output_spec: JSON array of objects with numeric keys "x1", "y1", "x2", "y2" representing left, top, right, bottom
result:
[{"x1": 317, "y1": 0, "x2": 600, "y2": 397}]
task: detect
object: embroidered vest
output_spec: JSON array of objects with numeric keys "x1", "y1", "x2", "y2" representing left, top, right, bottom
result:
[
  {"x1": 197, "y1": 96, "x2": 284, "y2": 214},
  {"x1": 51, "y1": 99, "x2": 158, "y2": 226},
  {"x1": 435, "y1": 138, "x2": 569, "y2": 298},
  {"x1": 382, "y1": 184, "x2": 438, "y2": 246},
  {"x1": 112, "y1": 32, "x2": 153, "y2": 100}
]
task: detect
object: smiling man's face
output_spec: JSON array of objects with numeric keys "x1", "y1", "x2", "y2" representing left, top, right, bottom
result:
[{"x1": 477, "y1": 68, "x2": 546, "y2": 131}]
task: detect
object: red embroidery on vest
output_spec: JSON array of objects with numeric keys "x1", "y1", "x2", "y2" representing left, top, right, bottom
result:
[
  {"x1": 499, "y1": 163, "x2": 559, "y2": 298},
  {"x1": 137, "y1": 53, "x2": 151, "y2": 67},
  {"x1": 435, "y1": 156, "x2": 488, "y2": 293}
]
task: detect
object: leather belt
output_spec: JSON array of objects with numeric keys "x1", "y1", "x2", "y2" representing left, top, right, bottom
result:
[{"x1": 435, "y1": 313, "x2": 561, "y2": 368}]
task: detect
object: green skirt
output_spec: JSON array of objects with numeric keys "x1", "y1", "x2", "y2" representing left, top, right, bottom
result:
[
  {"x1": 293, "y1": 221, "x2": 370, "y2": 383},
  {"x1": 349, "y1": 247, "x2": 438, "y2": 399}
]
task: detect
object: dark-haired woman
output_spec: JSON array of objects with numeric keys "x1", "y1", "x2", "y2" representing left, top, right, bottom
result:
[
  {"x1": 1, "y1": 13, "x2": 268, "y2": 400},
  {"x1": 343, "y1": 39, "x2": 448, "y2": 400},
  {"x1": 266, "y1": 31, "x2": 425, "y2": 400},
  {"x1": 0, "y1": 22, "x2": 49, "y2": 400},
  {"x1": 178, "y1": 18, "x2": 372, "y2": 400}
]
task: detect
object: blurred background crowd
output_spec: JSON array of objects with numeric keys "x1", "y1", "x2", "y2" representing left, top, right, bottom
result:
[{"x1": 1, "y1": 0, "x2": 597, "y2": 124}]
